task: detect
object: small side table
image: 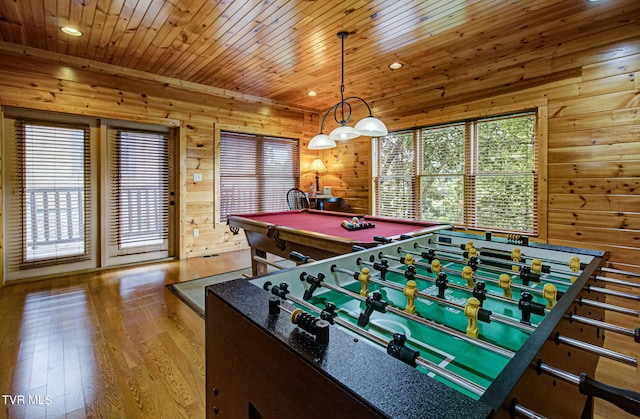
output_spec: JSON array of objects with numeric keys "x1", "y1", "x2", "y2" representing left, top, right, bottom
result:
[{"x1": 313, "y1": 195, "x2": 341, "y2": 210}]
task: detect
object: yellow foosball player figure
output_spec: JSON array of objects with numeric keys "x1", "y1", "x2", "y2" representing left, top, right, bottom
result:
[
  {"x1": 464, "y1": 297, "x2": 481, "y2": 338},
  {"x1": 466, "y1": 247, "x2": 478, "y2": 262},
  {"x1": 499, "y1": 273, "x2": 513, "y2": 298},
  {"x1": 431, "y1": 259, "x2": 441, "y2": 275},
  {"x1": 404, "y1": 280, "x2": 418, "y2": 314},
  {"x1": 462, "y1": 265, "x2": 475, "y2": 288},
  {"x1": 511, "y1": 247, "x2": 522, "y2": 272},
  {"x1": 531, "y1": 258, "x2": 542, "y2": 274},
  {"x1": 543, "y1": 283, "x2": 557, "y2": 309},
  {"x1": 403, "y1": 253, "x2": 414, "y2": 266},
  {"x1": 570, "y1": 256, "x2": 581, "y2": 282},
  {"x1": 358, "y1": 267, "x2": 371, "y2": 296}
]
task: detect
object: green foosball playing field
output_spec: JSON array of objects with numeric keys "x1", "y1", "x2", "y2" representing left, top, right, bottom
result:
[{"x1": 293, "y1": 239, "x2": 576, "y2": 399}]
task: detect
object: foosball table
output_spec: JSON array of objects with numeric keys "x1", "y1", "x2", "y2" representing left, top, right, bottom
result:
[{"x1": 205, "y1": 228, "x2": 640, "y2": 418}]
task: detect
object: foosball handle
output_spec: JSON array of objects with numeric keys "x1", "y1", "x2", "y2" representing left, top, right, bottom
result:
[
  {"x1": 373, "y1": 235, "x2": 392, "y2": 243},
  {"x1": 289, "y1": 251, "x2": 312, "y2": 263},
  {"x1": 579, "y1": 373, "x2": 640, "y2": 416}
]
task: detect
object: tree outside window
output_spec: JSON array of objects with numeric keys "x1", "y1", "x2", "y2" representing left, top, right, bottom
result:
[{"x1": 374, "y1": 112, "x2": 537, "y2": 234}]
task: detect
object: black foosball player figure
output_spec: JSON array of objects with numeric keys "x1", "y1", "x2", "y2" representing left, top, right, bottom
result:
[
  {"x1": 358, "y1": 291, "x2": 388, "y2": 327},
  {"x1": 421, "y1": 248, "x2": 437, "y2": 263},
  {"x1": 372, "y1": 259, "x2": 389, "y2": 280},
  {"x1": 387, "y1": 333, "x2": 419, "y2": 367},
  {"x1": 519, "y1": 265, "x2": 541, "y2": 287},
  {"x1": 436, "y1": 272, "x2": 448, "y2": 299},
  {"x1": 467, "y1": 256, "x2": 479, "y2": 272},
  {"x1": 404, "y1": 265, "x2": 417, "y2": 282},
  {"x1": 472, "y1": 281, "x2": 487, "y2": 307},
  {"x1": 320, "y1": 302, "x2": 338, "y2": 324},
  {"x1": 518, "y1": 292, "x2": 546, "y2": 325}
]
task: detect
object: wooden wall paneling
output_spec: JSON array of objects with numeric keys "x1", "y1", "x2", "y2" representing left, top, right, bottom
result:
[
  {"x1": 549, "y1": 225, "x2": 639, "y2": 249},
  {"x1": 0, "y1": 48, "x2": 312, "y2": 264},
  {"x1": 549, "y1": 106, "x2": 640, "y2": 133},
  {"x1": 548, "y1": 177, "x2": 640, "y2": 195},
  {"x1": 548, "y1": 210, "x2": 640, "y2": 230},
  {"x1": 548, "y1": 194, "x2": 640, "y2": 212},
  {"x1": 548, "y1": 160, "x2": 640, "y2": 178},
  {"x1": 320, "y1": 137, "x2": 371, "y2": 213}
]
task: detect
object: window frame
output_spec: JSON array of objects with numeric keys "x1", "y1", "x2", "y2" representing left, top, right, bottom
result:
[
  {"x1": 214, "y1": 125, "x2": 301, "y2": 224},
  {"x1": 2, "y1": 108, "x2": 100, "y2": 280},
  {"x1": 373, "y1": 105, "x2": 547, "y2": 239}
]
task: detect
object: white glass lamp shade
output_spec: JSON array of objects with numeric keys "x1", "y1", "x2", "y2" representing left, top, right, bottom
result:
[
  {"x1": 354, "y1": 116, "x2": 388, "y2": 137},
  {"x1": 329, "y1": 125, "x2": 359, "y2": 141},
  {"x1": 308, "y1": 133, "x2": 336, "y2": 150}
]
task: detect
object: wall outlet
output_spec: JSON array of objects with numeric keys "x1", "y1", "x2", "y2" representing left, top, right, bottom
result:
[
  {"x1": 193, "y1": 173, "x2": 202, "y2": 182},
  {"x1": 193, "y1": 228, "x2": 199, "y2": 237}
]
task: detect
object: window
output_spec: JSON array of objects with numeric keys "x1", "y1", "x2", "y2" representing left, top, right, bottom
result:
[
  {"x1": 7, "y1": 119, "x2": 92, "y2": 268},
  {"x1": 219, "y1": 132, "x2": 300, "y2": 220},
  {"x1": 373, "y1": 131, "x2": 416, "y2": 218},
  {"x1": 110, "y1": 129, "x2": 170, "y2": 249},
  {"x1": 374, "y1": 112, "x2": 538, "y2": 234}
]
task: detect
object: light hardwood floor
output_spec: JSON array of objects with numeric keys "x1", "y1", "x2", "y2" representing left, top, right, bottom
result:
[
  {"x1": 0, "y1": 250, "x2": 251, "y2": 419},
  {"x1": 0, "y1": 250, "x2": 637, "y2": 419}
]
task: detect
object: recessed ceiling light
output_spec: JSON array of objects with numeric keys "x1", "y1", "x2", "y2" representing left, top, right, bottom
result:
[
  {"x1": 307, "y1": 91, "x2": 318, "y2": 97},
  {"x1": 60, "y1": 27, "x2": 83, "y2": 37},
  {"x1": 388, "y1": 62, "x2": 404, "y2": 70}
]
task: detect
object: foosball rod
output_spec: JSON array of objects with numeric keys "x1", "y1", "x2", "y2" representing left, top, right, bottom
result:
[
  {"x1": 599, "y1": 266, "x2": 640, "y2": 279},
  {"x1": 253, "y1": 255, "x2": 292, "y2": 270},
  {"x1": 332, "y1": 265, "x2": 535, "y2": 333},
  {"x1": 266, "y1": 284, "x2": 486, "y2": 397},
  {"x1": 357, "y1": 257, "x2": 523, "y2": 308},
  {"x1": 430, "y1": 237, "x2": 581, "y2": 271},
  {"x1": 510, "y1": 402, "x2": 547, "y2": 419},
  {"x1": 377, "y1": 251, "x2": 549, "y2": 298},
  {"x1": 585, "y1": 285, "x2": 640, "y2": 302},
  {"x1": 553, "y1": 333, "x2": 637, "y2": 366},
  {"x1": 591, "y1": 273, "x2": 640, "y2": 289},
  {"x1": 566, "y1": 313, "x2": 640, "y2": 342},
  {"x1": 407, "y1": 245, "x2": 573, "y2": 286},
  {"x1": 349, "y1": 261, "x2": 638, "y2": 341},
  {"x1": 424, "y1": 241, "x2": 581, "y2": 280},
  {"x1": 535, "y1": 361, "x2": 640, "y2": 416},
  {"x1": 577, "y1": 297, "x2": 638, "y2": 317},
  {"x1": 299, "y1": 271, "x2": 515, "y2": 358}
]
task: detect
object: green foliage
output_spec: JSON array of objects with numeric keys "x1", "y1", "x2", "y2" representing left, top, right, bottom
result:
[{"x1": 375, "y1": 113, "x2": 537, "y2": 233}]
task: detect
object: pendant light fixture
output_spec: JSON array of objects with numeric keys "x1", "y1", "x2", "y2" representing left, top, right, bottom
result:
[{"x1": 308, "y1": 31, "x2": 388, "y2": 150}]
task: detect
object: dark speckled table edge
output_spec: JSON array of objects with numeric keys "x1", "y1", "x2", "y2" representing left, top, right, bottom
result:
[{"x1": 206, "y1": 278, "x2": 495, "y2": 419}]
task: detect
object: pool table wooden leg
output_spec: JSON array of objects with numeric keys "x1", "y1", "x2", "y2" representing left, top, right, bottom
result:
[{"x1": 251, "y1": 247, "x2": 268, "y2": 276}]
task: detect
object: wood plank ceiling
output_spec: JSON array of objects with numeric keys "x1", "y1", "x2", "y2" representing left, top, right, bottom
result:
[{"x1": 0, "y1": 0, "x2": 639, "y2": 119}]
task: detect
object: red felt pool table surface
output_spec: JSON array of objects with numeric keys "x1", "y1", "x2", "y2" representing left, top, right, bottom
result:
[
  {"x1": 234, "y1": 210, "x2": 442, "y2": 241},
  {"x1": 227, "y1": 209, "x2": 450, "y2": 275}
]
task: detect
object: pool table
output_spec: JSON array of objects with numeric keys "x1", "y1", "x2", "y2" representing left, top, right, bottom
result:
[{"x1": 227, "y1": 209, "x2": 450, "y2": 275}]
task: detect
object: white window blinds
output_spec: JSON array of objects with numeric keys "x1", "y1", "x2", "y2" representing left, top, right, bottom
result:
[
  {"x1": 220, "y1": 132, "x2": 300, "y2": 220},
  {"x1": 374, "y1": 131, "x2": 416, "y2": 219},
  {"x1": 110, "y1": 128, "x2": 170, "y2": 249},
  {"x1": 374, "y1": 112, "x2": 538, "y2": 234},
  {"x1": 468, "y1": 114, "x2": 537, "y2": 232},
  {"x1": 7, "y1": 119, "x2": 92, "y2": 269}
]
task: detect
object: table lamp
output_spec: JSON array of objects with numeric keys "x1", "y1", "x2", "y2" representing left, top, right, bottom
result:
[{"x1": 309, "y1": 158, "x2": 327, "y2": 193}]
